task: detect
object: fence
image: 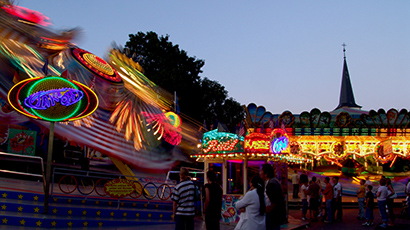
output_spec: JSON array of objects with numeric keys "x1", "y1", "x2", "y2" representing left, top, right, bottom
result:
[
  {"x1": 0, "y1": 151, "x2": 45, "y2": 192},
  {"x1": 51, "y1": 167, "x2": 176, "y2": 208}
]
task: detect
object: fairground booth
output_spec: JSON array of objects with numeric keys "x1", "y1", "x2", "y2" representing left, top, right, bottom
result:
[{"x1": 191, "y1": 53, "x2": 410, "y2": 223}]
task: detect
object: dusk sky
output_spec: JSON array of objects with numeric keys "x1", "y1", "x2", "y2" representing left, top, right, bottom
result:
[{"x1": 20, "y1": 1, "x2": 410, "y2": 115}]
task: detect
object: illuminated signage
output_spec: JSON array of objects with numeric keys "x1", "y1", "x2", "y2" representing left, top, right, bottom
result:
[
  {"x1": 8, "y1": 76, "x2": 98, "y2": 122},
  {"x1": 270, "y1": 128, "x2": 289, "y2": 154},
  {"x1": 244, "y1": 133, "x2": 270, "y2": 153},
  {"x1": 24, "y1": 88, "x2": 83, "y2": 109},
  {"x1": 104, "y1": 179, "x2": 135, "y2": 198},
  {"x1": 202, "y1": 129, "x2": 244, "y2": 154}
]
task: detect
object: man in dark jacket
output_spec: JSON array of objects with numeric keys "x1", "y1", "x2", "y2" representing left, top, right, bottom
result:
[{"x1": 260, "y1": 164, "x2": 286, "y2": 230}]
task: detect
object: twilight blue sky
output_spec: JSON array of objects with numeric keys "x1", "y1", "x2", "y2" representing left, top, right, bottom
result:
[{"x1": 19, "y1": 1, "x2": 410, "y2": 114}]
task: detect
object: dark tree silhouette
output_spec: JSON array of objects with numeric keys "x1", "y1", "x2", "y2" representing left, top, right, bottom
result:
[{"x1": 125, "y1": 31, "x2": 244, "y2": 131}]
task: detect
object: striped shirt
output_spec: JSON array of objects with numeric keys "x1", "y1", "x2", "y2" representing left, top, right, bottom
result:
[{"x1": 171, "y1": 179, "x2": 196, "y2": 216}]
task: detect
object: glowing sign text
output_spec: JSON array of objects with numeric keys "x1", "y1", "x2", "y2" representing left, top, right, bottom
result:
[
  {"x1": 245, "y1": 140, "x2": 270, "y2": 150},
  {"x1": 203, "y1": 139, "x2": 239, "y2": 153},
  {"x1": 24, "y1": 88, "x2": 83, "y2": 110},
  {"x1": 244, "y1": 133, "x2": 270, "y2": 153}
]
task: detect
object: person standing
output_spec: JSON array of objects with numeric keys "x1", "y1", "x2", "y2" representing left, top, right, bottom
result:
[
  {"x1": 332, "y1": 176, "x2": 342, "y2": 222},
  {"x1": 204, "y1": 170, "x2": 223, "y2": 230},
  {"x1": 171, "y1": 167, "x2": 196, "y2": 230},
  {"x1": 362, "y1": 185, "x2": 375, "y2": 226},
  {"x1": 234, "y1": 176, "x2": 266, "y2": 230},
  {"x1": 356, "y1": 179, "x2": 366, "y2": 220},
  {"x1": 386, "y1": 178, "x2": 396, "y2": 226},
  {"x1": 307, "y1": 176, "x2": 320, "y2": 222},
  {"x1": 260, "y1": 164, "x2": 286, "y2": 230},
  {"x1": 322, "y1": 177, "x2": 333, "y2": 223},
  {"x1": 291, "y1": 170, "x2": 299, "y2": 199},
  {"x1": 365, "y1": 176, "x2": 372, "y2": 186},
  {"x1": 406, "y1": 179, "x2": 410, "y2": 219},
  {"x1": 299, "y1": 174, "x2": 309, "y2": 221},
  {"x1": 377, "y1": 178, "x2": 388, "y2": 228},
  {"x1": 316, "y1": 179, "x2": 323, "y2": 218}
]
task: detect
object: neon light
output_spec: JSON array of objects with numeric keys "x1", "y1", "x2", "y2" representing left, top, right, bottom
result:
[
  {"x1": 25, "y1": 77, "x2": 83, "y2": 121},
  {"x1": 163, "y1": 128, "x2": 182, "y2": 146},
  {"x1": 330, "y1": 142, "x2": 347, "y2": 159},
  {"x1": 271, "y1": 136, "x2": 289, "y2": 154},
  {"x1": 245, "y1": 140, "x2": 270, "y2": 150},
  {"x1": 244, "y1": 133, "x2": 270, "y2": 153},
  {"x1": 72, "y1": 48, "x2": 121, "y2": 83},
  {"x1": 165, "y1": 112, "x2": 181, "y2": 128},
  {"x1": 24, "y1": 88, "x2": 83, "y2": 109},
  {"x1": 270, "y1": 128, "x2": 289, "y2": 154},
  {"x1": 203, "y1": 139, "x2": 240, "y2": 153},
  {"x1": 1, "y1": 5, "x2": 51, "y2": 26},
  {"x1": 8, "y1": 76, "x2": 98, "y2": 122}
]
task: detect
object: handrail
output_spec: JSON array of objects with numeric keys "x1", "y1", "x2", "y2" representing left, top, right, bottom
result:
[{"x1": 0, "y1": 152, "x2": 45, "y2": 193}]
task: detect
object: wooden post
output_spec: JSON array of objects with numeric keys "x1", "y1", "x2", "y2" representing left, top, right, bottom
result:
[{"x1": 43, "y1": 121, "x2": 55, "y2": 214}]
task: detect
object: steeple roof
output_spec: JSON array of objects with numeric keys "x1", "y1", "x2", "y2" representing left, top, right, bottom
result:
[{"x1": 334, "y1": 45, "x2": 361, "y2": 110}]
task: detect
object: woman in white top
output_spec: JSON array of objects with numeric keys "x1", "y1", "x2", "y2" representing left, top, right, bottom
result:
[
  {"x1": 376, "y1": 178, "x2": 388, "y2": 228},
  {"x1": 234, "y1": 176, "x2": 266, "y2": 230},
  {"x1": 299, "y1": 174, "x2": 309, "y2": 221}
]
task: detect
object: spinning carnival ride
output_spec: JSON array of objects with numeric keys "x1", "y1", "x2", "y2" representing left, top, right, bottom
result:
[{"x1": 0, "y1": 3, "x2": 197, "y2": 173}]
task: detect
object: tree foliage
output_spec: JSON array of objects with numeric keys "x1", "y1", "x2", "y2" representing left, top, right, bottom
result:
[{"x1": 125, "y1": 31, "x2": 244, "y2": 131}]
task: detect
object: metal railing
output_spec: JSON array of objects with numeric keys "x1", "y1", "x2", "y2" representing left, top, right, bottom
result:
[
  {"x1": 51, "y1": 167, "x2": 176, "y2": 209},
  {"x1": 0, "y1": 151, "x2": 45, "y2": 192}
]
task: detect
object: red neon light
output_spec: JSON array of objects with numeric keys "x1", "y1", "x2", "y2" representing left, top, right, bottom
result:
[
  {"x1": 244, "y1": 133, "x2": 270, "y2": 153},
  {"x1": 2, "y1": 5, "x2": 51, "y2": 26}
]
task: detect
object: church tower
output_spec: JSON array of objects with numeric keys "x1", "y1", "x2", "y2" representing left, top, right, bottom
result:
[{"x1": 334, "y1": 43, "x2": 361, "y2": 110}]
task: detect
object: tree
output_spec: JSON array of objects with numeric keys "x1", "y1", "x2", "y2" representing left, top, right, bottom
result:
[{"x1": 124, "y1": 31, "x2": 244, "y2": 130}]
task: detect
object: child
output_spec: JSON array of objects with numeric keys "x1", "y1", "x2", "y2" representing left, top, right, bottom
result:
[{"x1": 362, "y1": 185, "x2": 375, "y2": 226}]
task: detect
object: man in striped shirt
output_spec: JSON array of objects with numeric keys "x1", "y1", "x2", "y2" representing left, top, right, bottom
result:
[{"x1": 171, "y1": 167, "x2": 196, "y2": 230}]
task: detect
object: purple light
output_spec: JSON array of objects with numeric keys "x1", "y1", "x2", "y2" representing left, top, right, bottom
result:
[
  {"x1": 24, "y1": 88, "x2": 83, "y2": 110},
  {"x1": 271, "y1": 136, "x2": 289, "y2": 154}
]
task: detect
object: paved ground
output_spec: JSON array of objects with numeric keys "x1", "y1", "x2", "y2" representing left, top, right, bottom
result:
[
  {"x1": 290, "y1": 208, "x2": 410, "y2": 230},
  {"x1": 56, "y1": 208, "x2": 408, "y2": 230},
  {"x1": 0, "y1": 177, "x2": 409, "y2": 229}
]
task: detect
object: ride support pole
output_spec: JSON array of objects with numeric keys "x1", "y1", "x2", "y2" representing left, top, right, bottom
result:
[{"x1": 43, "y1": 121, "x2": 55, "y2": 214}]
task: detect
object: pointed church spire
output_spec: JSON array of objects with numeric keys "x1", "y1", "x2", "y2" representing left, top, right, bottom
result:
[{"x1": 335, "y1": 43, "x2": 361, "y2": 110}]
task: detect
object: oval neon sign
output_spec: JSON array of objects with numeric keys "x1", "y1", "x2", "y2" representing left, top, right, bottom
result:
[{"x1": 8, "y1": 76, "x2": 99, "y2": 122}]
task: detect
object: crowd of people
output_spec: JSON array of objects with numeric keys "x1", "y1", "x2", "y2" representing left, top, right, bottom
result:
[
  {"x1": 291, "y1": 171, "x2": 408, "y2": 229},
  {"x1": 171, "y1": 165, "x2": 287, "y2": 230},
  {"x1": 170, "y1": 167, "x2": 410, "y2": 230},
  {"x1": 234, "y1": 164, "x2": 286, "y2": 230},
  {"x1": 297, "y1": 174, "x2": 343, "y2": 223}
]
